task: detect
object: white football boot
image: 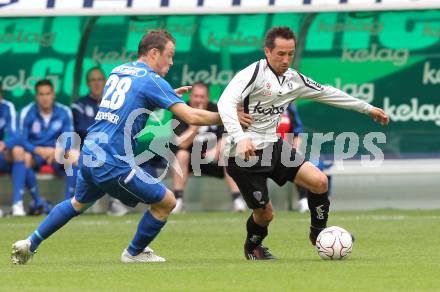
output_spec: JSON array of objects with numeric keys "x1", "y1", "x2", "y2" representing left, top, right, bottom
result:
[
  {"x1": 121, "y1": 246, "x2": 166, "y2": 263},
  {"x1": 11, "y1": 239, "x2": 35, "y2": 265},
  {"x1": 298, "y1": 198, "x2": 309, "y2": 213},
  {"x1": 12, "y1": 201, "x2": 26, "y2": 217}
]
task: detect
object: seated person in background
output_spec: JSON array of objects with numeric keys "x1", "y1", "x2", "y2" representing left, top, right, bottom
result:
[
  {"x1": 71, "y1": 67, "x2": 105, "y2": 143},
  {"x1": 171, "y1": 82, "x2": 246, "y2": 213},
  {"x1": 0, "y1": 83, "x2": 27, "y2": 216},
  {"x1": 72, "y1": 67, "x2": 127, "y2": 216},
  {"x1": 20, "y1": 79, "x2": 78, "y2": 214},
  {"x1": 277, "y1": 104, "x2": 332, "y2": 212}
]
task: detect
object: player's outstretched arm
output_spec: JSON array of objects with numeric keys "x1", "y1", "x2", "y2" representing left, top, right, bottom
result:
[
  {"x1": 170, "y1": 103, "x2": 252, "y2": 128},
  {"x1": 295, "y1": 73, "x2": 389, "y2": 126},
  {"x1": 170, "y1": 103, "x2": 221, "y2": 126}
]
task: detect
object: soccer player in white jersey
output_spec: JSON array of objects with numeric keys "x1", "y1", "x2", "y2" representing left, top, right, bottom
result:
[{"x1": 218, "y1": 27, "x2": 389, "y2": 260}]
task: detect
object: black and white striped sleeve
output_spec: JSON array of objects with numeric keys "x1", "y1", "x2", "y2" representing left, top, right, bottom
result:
[{"x1": 296, "y1": 73, "x2": 373, "y2": 115}]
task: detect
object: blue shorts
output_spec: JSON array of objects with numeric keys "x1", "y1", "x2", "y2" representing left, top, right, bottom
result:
[
  {"x1": 75, "y1": 164, "x2": 167, "y2": 208},
  {"x1": 0, "y1": 152, "x2": 11, "y2": 173}
]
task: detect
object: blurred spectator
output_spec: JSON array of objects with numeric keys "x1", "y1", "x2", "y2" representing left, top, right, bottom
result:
[
  {"x1": 72, "y1": 67, "x2": 105, "y2": 144},
  {"x1": 0, "y1": 82, "x2": 27, "y2": 216},
  {"x1": 19, "y1": 79, "x2": 77, "y2": 215},
  {"x1": 71, "y1": 67, "x2": 127, "y2": 216},
  {"x1": 171, "y1": 82, "x2": 246, "y2": 213}
]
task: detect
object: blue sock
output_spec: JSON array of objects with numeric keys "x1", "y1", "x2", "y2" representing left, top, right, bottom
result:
[
  {"x1": 11, "y1": 161, "x2": 26, "y2": 204},
  {"x1": 64, "y1": 165, "x2": 78, "y2": 199},
  {"x1": 26, "y1": 168, "x2": 43, "y2": 206},
  {"x1": 127, "y1": 211, "x2": 166, "y2": 256},
  {"x1": 28, "y1": 199, "x2": 80, "y2": 252}
]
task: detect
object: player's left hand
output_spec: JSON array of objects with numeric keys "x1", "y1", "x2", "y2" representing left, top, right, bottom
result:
[
  {"x1": 174, "y1": 86, "x2": 192, "y2": 97},
  {"x1": 369, "y1": 107, "x2": 389, "y2": 125}
]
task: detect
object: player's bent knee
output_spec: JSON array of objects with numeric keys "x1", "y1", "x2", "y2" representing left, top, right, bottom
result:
[
  {"x1": 253, "y1": 206, "x2": 274, "y2": 225},
  {"x1": 166, "y1": 195, "x2": 177, "y2": 213},
  {"x1": 311, "y1": 174, "x2": 328, "y2": 194},
  {"x1": 151, "y1": 190, "x2": 176, "y2": 219},
  {"x1": 71, "y1": 198, "x2": 87, "y2": 213},
  {"x1": 262, "y1": 212, "x2": 274, "y2": 224},
  {"x1": 24, "y1": 152, "x2": 33, "y2": 167}
]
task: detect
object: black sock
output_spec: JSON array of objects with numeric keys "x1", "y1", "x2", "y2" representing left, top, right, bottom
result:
[
  {"x1": 244, "y1": 214, "x2": 268, "y2": 252},
  {"x1": 297, "y1": 186, "x2": 308, "y2": 200},
  {"x1": 231, "y1": 192, "x2": 241, "y2": 200},
  {"x1": 174, "y1": 190, "x2": 184, "y2": 199},
  {"x1": 307, "y1": 191, "x2": 330, "y2": 229}
]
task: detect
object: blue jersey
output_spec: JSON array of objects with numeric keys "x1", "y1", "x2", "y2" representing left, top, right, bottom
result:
[
  {"x1": 286, "y1": 104, "x2": 303, "y2": 135},
  {"x1": 0, "y1": 99, "x2": 17, "y2": 149},
  {"x1": 19, "y1": 102, "x2": 74, "y2": 152},
  {"x1": 72, "y1": 95, "x2": 100, "y2": 143},
  {"x1": 82, "y1": 61, "x2": 183, "y2": 181}
]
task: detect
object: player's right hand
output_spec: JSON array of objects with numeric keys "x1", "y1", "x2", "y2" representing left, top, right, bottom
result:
[
  {"x1": 174, "y1": 86, "x2": 192, "y2": 97},
  {"x1": 369, "y1": 107, "x2": 389, "y2": 125},
  {"x1": 237, "y1": 138, "x2": 256, "y2": 161}
]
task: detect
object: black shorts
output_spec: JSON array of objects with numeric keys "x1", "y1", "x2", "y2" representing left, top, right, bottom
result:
[{"x1": 226, "y1": 139, "x2": 305, "y2": 209}]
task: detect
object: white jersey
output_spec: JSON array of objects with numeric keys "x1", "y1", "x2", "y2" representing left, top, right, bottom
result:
[{"x1": 217, "y1": 58, "x2": 373, "y2": 156}]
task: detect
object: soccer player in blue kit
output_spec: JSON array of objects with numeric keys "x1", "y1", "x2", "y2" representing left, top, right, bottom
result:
[{"x1": 11, "y1": 30, "x2": 252, "y2": 264}]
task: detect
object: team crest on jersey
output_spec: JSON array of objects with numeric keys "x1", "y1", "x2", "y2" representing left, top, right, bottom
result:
[
  {"x1": 85, "y1": 105, "x2": 95, "y2": 118},
  {"x1": 52, "y1": 120, "x2": 62, "y2": 131},
  {"x1": 32, "y1": 121, "x2": 41, "y2": 133},
  {"x1": 253, "y1": 191, "x2": 262, "y2": 201},
  {"x1": 262, "y1": 83, "x2": 273, "y2": 96},
  {"x1": 0, "y1": 118, "x2": 5, "y2": 129}
]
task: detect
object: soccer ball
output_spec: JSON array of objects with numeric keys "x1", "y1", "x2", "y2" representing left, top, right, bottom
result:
[{"x1": 315, "y1": 226, "x2": 353, "y2": 260}]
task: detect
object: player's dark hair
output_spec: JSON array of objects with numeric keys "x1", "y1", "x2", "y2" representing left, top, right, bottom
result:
[
  {"x1": 264, "y1": 27, "x2": 296, "y2": 51},
  {"x1": 192, "y1": 82, "x2": 209, "y2": 94},
  {"x1": 35, "y1": 79, "x2": 54, "y2": 91},
  {"x1": 138, "y1": 30, "x2": 176, "y2": 58},
  {"x1": 86, "y1": 66, "x2": 105, "y2": 82}
]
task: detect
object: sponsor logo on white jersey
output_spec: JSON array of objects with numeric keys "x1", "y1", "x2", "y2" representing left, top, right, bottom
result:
[{"x1": 252, "y1": 101, "x2": 285, "y2": 116}]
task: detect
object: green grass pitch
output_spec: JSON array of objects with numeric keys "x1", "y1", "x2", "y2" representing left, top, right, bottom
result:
[{"x1": 1, "y1": 209, "x2": 439, "y2": 291}]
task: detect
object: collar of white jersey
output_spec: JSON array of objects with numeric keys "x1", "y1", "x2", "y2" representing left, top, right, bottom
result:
[{"x1": 264, "y1": 58, "x2": 290, "y2": 85}]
